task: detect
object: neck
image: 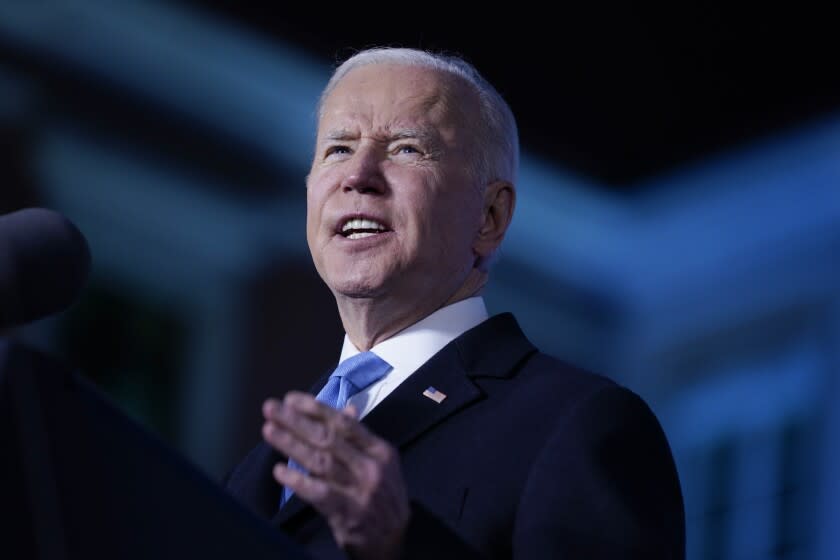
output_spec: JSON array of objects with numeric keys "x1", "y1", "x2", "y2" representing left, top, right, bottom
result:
[{"x1": 336, "y1": 268, "x2": 487, "y2": 351}]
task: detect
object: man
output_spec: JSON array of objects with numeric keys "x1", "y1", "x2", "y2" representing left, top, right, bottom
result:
[{"x1": 226, "y1": 47, "x2": 685, "y2": 559}]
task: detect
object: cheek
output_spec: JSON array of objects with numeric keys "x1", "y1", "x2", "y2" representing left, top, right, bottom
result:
[
  {"x1": 409, "y1": 193, "x2": 479, "y2": 263},
  {"x1": 438, "y1": 185, "x2": 481, "y2": 235},
  {"x1": 305, "y1": 202, "x2": 317, "y2": 245},
  {"x1": 305, "y1": 179, "x2": 328, "y2": 236}
]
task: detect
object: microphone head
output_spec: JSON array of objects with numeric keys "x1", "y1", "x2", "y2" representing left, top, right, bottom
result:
[{"x1": 0, "y1": 208, "x2": 92, "y2": 330}]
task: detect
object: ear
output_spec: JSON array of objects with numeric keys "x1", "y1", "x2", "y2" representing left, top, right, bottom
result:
[{"x1": 473, "y1": 180, "x2": 516, "y2": 263}]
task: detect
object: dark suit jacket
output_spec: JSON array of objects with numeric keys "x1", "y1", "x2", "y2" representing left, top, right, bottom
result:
[{"x1": 225, "y1": 313, "x2": 685, "y2": 559}]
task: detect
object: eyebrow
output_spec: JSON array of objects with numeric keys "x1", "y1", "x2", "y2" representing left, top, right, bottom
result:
[
  {"x1": 322, "y1": 128, "x2": 438, "y2": 144},
  {"x1": 323, "y1": 129, "x2": 357, "y2": 142},
  {"x1": 389, "y1": 128, "x2": 437, "y2": 144}
]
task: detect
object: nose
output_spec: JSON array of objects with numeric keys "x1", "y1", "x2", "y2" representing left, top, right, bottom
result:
[{"x1": 339, "y1": 146, "x2": 387, "y2": 195}]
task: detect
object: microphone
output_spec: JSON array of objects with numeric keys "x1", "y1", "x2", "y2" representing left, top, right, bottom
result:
[{"x1": 0, "y1": 208, "x2": 92, "y2": 330}]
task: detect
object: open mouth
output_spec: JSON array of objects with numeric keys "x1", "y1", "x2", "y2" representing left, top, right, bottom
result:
[{"x1": 339, "y1": 217, "x2": 391, "y2": 240}]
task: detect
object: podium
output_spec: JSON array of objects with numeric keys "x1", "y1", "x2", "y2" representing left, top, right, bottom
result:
[{"x1": 0, "y1": 340, "x2": 308, "y2": 559}]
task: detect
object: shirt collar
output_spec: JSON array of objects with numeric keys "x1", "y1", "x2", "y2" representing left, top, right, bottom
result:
[{"x1": 338, "y1": 297, "x2": 489, "y2": 373}]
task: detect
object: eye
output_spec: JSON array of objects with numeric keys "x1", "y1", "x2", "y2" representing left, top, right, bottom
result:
[
  {"x1": 325, "y1": 145, "x2": 351, "y2": 158},
  {"x1": 393, "y1": 144, "x2": 422, "y2": 156}
]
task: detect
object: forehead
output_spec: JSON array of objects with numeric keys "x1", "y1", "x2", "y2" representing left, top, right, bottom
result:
[{"x1": 318, "y1": 64, "x2": 475, "y2": 137}]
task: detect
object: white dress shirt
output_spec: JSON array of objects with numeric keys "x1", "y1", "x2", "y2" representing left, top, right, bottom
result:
[{"x1": 338, "y1": 297, "x2": 489, "y2": 419}]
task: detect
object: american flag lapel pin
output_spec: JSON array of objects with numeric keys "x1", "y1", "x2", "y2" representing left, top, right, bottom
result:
[{"x1": 422, "y1": 386, "x2": 447, "y2": 403}]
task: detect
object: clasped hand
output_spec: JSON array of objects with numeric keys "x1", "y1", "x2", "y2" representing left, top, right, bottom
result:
[{"x1": 262, "y1": 392, "x2": 410, "y2": 559}]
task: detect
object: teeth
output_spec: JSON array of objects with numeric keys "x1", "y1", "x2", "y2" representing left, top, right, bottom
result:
[
  {"x1": 341, "y1": 218, "x2": 387, "y2": 232},
  {"x1": 347, "y1": 232, "x2": 378, "y2": 240}
]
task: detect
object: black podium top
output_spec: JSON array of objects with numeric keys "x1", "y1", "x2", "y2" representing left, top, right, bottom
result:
[{"x1": 0, "y1": 339, "x2": 308, "y2": 560}]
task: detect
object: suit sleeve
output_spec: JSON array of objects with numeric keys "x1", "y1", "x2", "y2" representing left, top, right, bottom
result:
[{"x1": 512, "y1": 385, "x2": 685, "y2": 559}]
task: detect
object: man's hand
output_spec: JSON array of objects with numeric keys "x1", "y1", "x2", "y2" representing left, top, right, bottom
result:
[{"x1": 262, "y1": 392, "x2": 410, "y2": 560}]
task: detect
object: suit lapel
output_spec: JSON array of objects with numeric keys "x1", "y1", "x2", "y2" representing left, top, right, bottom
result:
[
  {"x1": 228, "y1": 443, "x2": 285, "y2": 520},
  {"x1": 272, "y1": 313, "x2": 536, "y2": 528},
  {"x1": 361, "y1": 341, "x2": 483, "y2": 448}
]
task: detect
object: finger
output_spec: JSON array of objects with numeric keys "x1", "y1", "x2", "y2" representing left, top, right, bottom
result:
[
  {"x1": 334, "y1": 410, "x2": 385, "y2": 453},
  {"x1": 285, "y1": 393, "x2": 381, "y2": 451},
  {"x1": 279, "y1": 393, "x2": 399, "y2": 483},
  {"x1": 284, "y1": 391, "x2": 342, "y2": 421},
  {"x1": 361, "y1": 435, "x2": 399, "y2": 463},
  {"x1": 273, "y1": 462, "x2": 354, "y2": 520},
  {"x1": 262, "y1": 421, "x2": 355, "y2": 483},
  {"x1": 267, "y1": 400, "x2": 370, "y2": 478},
  {"x1": 262, "y1": 420, "x2": 308, "y2": 460},
  {"x1": 262, "y1": 398, "x2": 282, "y2": 421},
  {"x1": 267, "y1": 395, "x2": 368, "y2": 461},
  {"x1": 263, "y1": 417, "x2": 365, "y2": 486},
  {"x1": 266, "y1": 400, "x2": 330, "y2": 447},
  {"x1": 272, "y1": 462, "x2": 330, "y2": 504},
  {"x1": 343, "y1": 403, "x2": 358, "y2": 419}
]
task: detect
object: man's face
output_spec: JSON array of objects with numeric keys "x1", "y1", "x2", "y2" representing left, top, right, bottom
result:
[{"x1": 306, "y1": 64, "x2": 485, "y2": 306}]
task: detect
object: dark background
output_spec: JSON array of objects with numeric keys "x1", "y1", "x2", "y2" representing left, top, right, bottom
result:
[{"x1": 184, "y1": 2, "x2": 839, "y2": 186}]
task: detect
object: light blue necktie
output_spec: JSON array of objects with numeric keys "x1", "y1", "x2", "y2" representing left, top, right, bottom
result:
[{"x1": 280, "y1": 351, "x2": 391, "y2": 507}]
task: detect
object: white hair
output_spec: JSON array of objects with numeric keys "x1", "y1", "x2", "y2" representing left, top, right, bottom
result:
[{"x1": 317, "y1": 47, "x2": 520, "y2": 185}]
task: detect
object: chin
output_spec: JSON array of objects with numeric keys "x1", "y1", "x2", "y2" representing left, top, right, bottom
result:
[
  {"x1": 327, "y1": 273, "x2": 390, "y2": 300},
  {"x1": 332, "y1": 285, "x2": 389, "y2": 300}
]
